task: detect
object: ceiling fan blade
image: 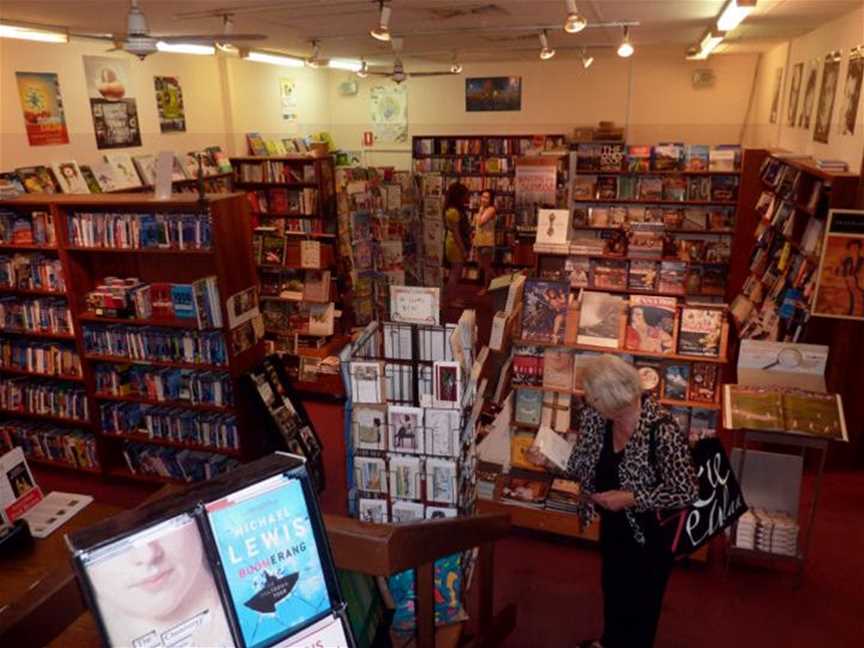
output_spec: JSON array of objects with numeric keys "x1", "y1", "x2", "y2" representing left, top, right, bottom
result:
[
  {"x1": 367, "y1": 71, "x2": 393, "y2": 77},
  {"x1": 154, "y1": 33, "x2": 266, "y2": 42},
  {"x1": 70, "y1": 31, "x2": 122, "y2": 42},
  {"x1": 409, "y1": 71, "x2": 457, "y2": 77}
]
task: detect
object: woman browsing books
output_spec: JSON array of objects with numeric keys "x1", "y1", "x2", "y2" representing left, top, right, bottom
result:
[
  {"x1": 527, "y1": 355, "x2": 697, "y2": 648},
  {"x1": 444, "y1": 182, "x2": 470, "y2": 289},
  {"x1": 472, "y1": 189, "x2": 497, "y2": 287}
]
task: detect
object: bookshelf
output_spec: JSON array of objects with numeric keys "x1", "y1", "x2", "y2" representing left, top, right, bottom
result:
[
  {"x1": 412, "y1": 134, "x2": 567, "y2": 275},
  {"x1": 230, "y1": 155, "x2": 344, "y2": 396},
  {"x1": 0, "y1": 193, "x2": 265, "y2": 484}
]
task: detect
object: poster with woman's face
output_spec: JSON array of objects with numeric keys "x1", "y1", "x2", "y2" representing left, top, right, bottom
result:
[
  {"x1": 786, "y1": 63, "x2": 804, "y2": 127},
  {"x1": 840, "y1": 49, "x2": 864, "y2": 136},
  {"x1": 769, "y1": 67, "x2": 783, "y2": 124},
  {"x1": 814, "y1": 54, "x2": 841, "y2": 143},
  {"x1": 83, "y1": 514, "x2": 234, "y2": 647},
  {"x1": 798, "y1": 62, "x2": 819, "y2": 129}
]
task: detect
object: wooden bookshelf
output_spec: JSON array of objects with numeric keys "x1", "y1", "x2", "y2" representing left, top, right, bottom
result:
[{"x1": 0, "y1": 193, "x2": 265, "y2": 483}]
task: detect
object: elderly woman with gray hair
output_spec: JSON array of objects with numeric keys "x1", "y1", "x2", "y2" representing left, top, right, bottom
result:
[{"x1": 530, "y1": 354, "x2": 697, "y2": 648}]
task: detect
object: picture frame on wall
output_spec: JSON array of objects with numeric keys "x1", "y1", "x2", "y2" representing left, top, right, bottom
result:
[
  {"x1": 813, "y1": 51, "x2": 842, "y2": 143},
  {"x1": 465, "y1": 76, "x2": 522, "y2": 112},
  {"x1": 812, "y1": 209, "x2": 864, "y2": 320}
]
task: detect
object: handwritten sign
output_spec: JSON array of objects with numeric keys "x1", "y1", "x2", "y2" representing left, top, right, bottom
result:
[
  {"x1": 656, "y1": 437, "x2": 747, "y2": 556},
  {"x1": 515, "y1": 158, "x2": 557, "y2": 207},
  {"x1": 390, "y1": 286, "x2": 440, "y2": 325}
]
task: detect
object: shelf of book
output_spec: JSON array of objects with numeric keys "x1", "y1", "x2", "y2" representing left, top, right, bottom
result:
[
  {"x1": 577, "y1": 170, "x2": 741, "y2": 177},
  {"x1": 27, "y1": 455, "x2": 102, "y2": 474},
  {"x1": 94, "y1": 392, "x2": 233, "y2": 413},
  {"x1": 0, "y1": 192, "x2": 264, "y2": 482},
  {"x1": 0, "y1": 287, "x2": 66, "y2": 297},
  {"x1": 512, "y1": 384, "x2": 722, "y2": 411},
  {"x1": 1, "y1": 329, "x2": 76, "y2": 341},
  {"x1": 101, "y1": 431, "x2": 241, "y2": 456},
  {"x1": 513, "y1": 338, "x2": 729, "y2": 365},
  {"x1": 0, "y1": 366, "x2": 84, "y2": 381},
  {"x1": 0, "y1": 408, "x2": 91, "y2": 426},
  {"x1": 573, "y1": 199, "x2": 738, "y2": 207}
]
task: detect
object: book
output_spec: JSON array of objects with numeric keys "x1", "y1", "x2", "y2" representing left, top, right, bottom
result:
[
  {"x1": 520, "y1": 279, "x2": 569, "y2": 344},
  {"x1": 577, "y1": 291, "x2": 624, "y2": 348},
  {"x1": 723, "y1": 385, "x2": 847, "y2": 441},
  {"x1": 510, "y1": 431, "x2": 540, "y2": 469},
  {"x1": 658, "y1": 260, "x2": 688, "y2": 295},
  {"x1": 596, "y1": 176, "x2": 618, "y2": 200},
  {"x1": 688, "y1": 362, "x2": 719, "y2": 403},
  {"x1": 103, "y1": 153, "x2": 143, "y2": 190},
  {"x1": 131, "y1": 154, "x2": 157, "y2": 186},
  {"x1": 302, "y1": 270, "x2": 331, "y2": 302},
  {"x1": 628, "y1": 222, "x2": 665, "y2": 258},
  {"x1": 572, "y1": 175, "x2": 597, "y2": 200},
  {"x1": 625, "y1": 295, "x2": 677, "y2": 354},
  {"x1": 205, "y1": 145, "x2": 233, "y2": 173},
  {"x1": 677, "y1": 306, "x2": 724, "y2": 357},
  {"x1": 588, "y1": 205, "x2": 609, "y2": 227},
  {"x1": 565, "y1": 256, "x2": 591, "y2": 288},
  {"x1": 710, "y1": 175, "x2": 738, "y2": 202},
  {"x1": 89, "y1": 162, "x2": 119, "y2": 192},
  {"x1": 661, "y1": 363, "x2": 690, "y2": 401},
  {"x1": 534, "y1": 425, "x2": 575, "y2": 471},
  {"x1": 687, "y1": 176, "x2": 711, "y2": 202},
  {"x1": 514, "y1": 388, "x2": 543, "y2": 427},
  {"x1": 246, "y1": 132, "x2": 268, "y2": 156},
  {"x1": 617, "y1": 175, "x2": 638, "y2": 200},
  {"x1": 261, "y1": 235, "x2": 286, "y2": 265},
  {"x1": 628, "y1": 260, "x2": 658, "y2": 291},
  {"x1": 653, "y1": 143, "x2": 684, "y2": 171},
  {"x1": 542, "y1": 349, "x2": 574, "y2": 391},
  {"x1": 78, "y1": 166, "x2": 103, "y2": 194},
  {"x1": 590, "y1": 258, "x2": 628, "y2": 290},
  {"x1": 499, "y1": 473, "x2": 551, "y2": 508},
  {"x1": 682, "y1": 208, "x2": 707, "y2": 230},
  {"x1": 709, "y1": 149, "x2": 737, "y2": 172},
  {"x1": 637, "y1": 176, "x2": 663, "y2": 201},
  {"x1": 627, "y1": 146, "x2": 652, "y2": 172},
  {"x1": 685, "y1": 145, "x2": 710, "y2": 171},
  {"x1": 662, "y1": 176, "x2": 687, "y2": 202},
  {"x1": 50, "y1": 161, "x2": 90, "y2": 194},
  {"x1": 15, "y1": 166, "x2": 58, "y2": 194},
  {"x1": 536, "y1": 209, "x2": 570, "y2": 246},
  {"x1": 701, "y1": 263, "x2": 727, "y2": 296}
]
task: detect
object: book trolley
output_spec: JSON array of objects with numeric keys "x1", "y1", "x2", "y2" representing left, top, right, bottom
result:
[
  {"x1": 67, "y1": 452, "x2": 356, "y2": 648},
  {"x1": 0, "y1": 193, "x2": 265, "y2": 484}
]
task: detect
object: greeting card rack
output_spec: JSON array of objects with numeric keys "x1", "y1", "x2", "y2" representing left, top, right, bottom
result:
[
  {"x1": 231, "y1": 155, "x2": 345, "y2": 396},
  {"x1": 0, "y1": 193, "x2": 265, "y2": 485}
]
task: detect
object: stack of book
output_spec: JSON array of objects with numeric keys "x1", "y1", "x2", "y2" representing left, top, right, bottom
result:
[
  {"x1": 498, "y1": 472, "x2": 550, "y2": 509},
  {"x1": 66, "y1": 212, "x2": 213, "y2": 251},
  {"x1": 0, "y1": 338, "x2": 81, "y2": 377},
  {"x1": 100, "y1": 402, "x2": 239, "y2": 450},
  {"x1": 94, "y1": 364, "x2": 233, "y2": 407},
  {"x1": 0, "y1": 421, "x2": 98, "y2": 469},
  {"x1": 735, "y1": 509, "x2": 799, "y2": 557},
  {"x1": 0, "y1": 378, "x2": 88, "y2": 421},
  {"x1": 82, "y1": 325, "x2": 228, "y2": 366},
  {"x1": 0, "y1": 297, "x2": 72, "y2": 335},
  {"x1": 814, "y1": 159, "x2": 848, "y2": 172},
  {"x1": 121, "y1": 442, "x2": 240, "y2": 482},
  {"x1": 544, "y1": 478, "x2": 583, "y2": 514}
]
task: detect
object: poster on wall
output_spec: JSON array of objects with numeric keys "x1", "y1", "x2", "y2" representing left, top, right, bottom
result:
[
  {"x1": 798, "y1": 60, "x2": 819, "y2": 129},
  {"x1": 813, "y1": 52, "x2": 841, "y2": 143},
  {"x1": 15, "y1": 72, "x2": 70, "y2": 146},
  {"x1": 370, "y1": 84, "x2": 408, "y2": 144},
  {"x1": 153, "y1": 76, "x2": 186, "y2": 132},
  {"x1": 786, "y1": 62, "x2": 804, "y2": 127},
  {"x1": 82, "y1": 55, "x2": 142, "y2": 149},
  {"x1": 769, "y1": 67, "x2": 783, "y2": 124},
  {"x1": 839, "y1": 47, "x2": 863, "y2": 136},
  {"x1": 515, "y1": 157, "x2": 557, "y2": 208},
  {"x1": 465, "y1": 76, "x2": 522, "y2": 112},
  {"x1": 279, "y1": 78, "x2": 298, "y2": 122},
  {"x1": 812, "y1": 209, "x2": 864, "y2": 320}
]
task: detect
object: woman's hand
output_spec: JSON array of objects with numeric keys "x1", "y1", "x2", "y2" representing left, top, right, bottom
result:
[{"x1": 591, "y1": 490, "x2": 635, "y2": 512}]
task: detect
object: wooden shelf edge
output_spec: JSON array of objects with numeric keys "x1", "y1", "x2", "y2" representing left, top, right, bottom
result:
[
  {"x1": 93, "y1": 392, "x2": 233, "y2": 413},
  {"x1": 101, "y1": 431, "x2": 241, "y2": 456}
]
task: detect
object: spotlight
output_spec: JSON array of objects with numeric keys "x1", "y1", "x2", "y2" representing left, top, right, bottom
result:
[
  {"x1": 357, "y1": 60, "x2": 369, "y2": 78},
  {"x1": 617, "y1": 26, "x2": 634, "y2": 58},
  {"x1": 564, "y1": 0, "x2": 588, "y2": 34},
  {"x1": 717, "y1": 0, "x2": 756, "y2": 33},
  {"x1": 450, "y1": 53, "x2": 463, "y2": 74},
  {"x1": 581, "y1": 49, "x2": 594, "y2": 69},
  {"x1": 371, "y1": 1, "x2": 391, "y2": 42},
  {"x1": 539, "y1": 30, "x2": 556, "y2": 61}
]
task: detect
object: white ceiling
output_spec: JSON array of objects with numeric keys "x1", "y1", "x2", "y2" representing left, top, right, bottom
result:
[{"x1": 0, "y1": 0, "x2": 861, "y2": 63}]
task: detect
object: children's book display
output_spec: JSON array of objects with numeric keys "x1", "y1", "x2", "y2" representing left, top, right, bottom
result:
[
  {"x1": 334, "y1": 166, "x2": 421, "y2": 324},
  {"x1": 343, "y1": 300, "x2": 483, "y2": 633},
  {"x1": 67, "y1": 453, "x2": 355, "y2": 648}
]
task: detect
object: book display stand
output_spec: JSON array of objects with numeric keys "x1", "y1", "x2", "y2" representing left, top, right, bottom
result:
[{"x1": 0, "y1": 193, "x2": 264, "y2": 484}]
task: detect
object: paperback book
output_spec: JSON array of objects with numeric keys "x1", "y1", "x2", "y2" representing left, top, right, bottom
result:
[
  {"x1": 677, "y1": 306, "x2": 724, "y2": 357},
  {"x1": 625, "y1": 295, "x2": 677, "y2": 354},
  {"x1": 577, "y1": 291, "x2": 624, "y2": 348}
]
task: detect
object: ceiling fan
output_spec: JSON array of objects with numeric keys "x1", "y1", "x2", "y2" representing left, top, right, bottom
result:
[
  {"x1": 71, "y1": 0, "x2": 265, "y2": 59},
  {"x1": 365, "y1": 38, "x2": 458, "y2": 84}
]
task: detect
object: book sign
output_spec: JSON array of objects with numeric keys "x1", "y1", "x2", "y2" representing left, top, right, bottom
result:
[{"x1": 390, "y1": 285, "x2": 440, "y2": 325}]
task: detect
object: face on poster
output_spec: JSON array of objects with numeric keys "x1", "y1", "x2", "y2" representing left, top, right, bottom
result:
[
  {"x1": 798, "y1": 61, "x2": 819, "y2": 129},
  {"x1": 15, "y1": 72, "x2": 70, "y2": 146},
  {"x1": 769, "y1": 67, "x2": 783, "y2": 124},
  {"x1": 813, "y1": 209, "x2": 864, "y2": 320},
  {"x1": 154, "y1": 75, "x2": 186, "y2": 132},
  {"x1": 840, "y1": 49, "x2": 863, "y2": 136},
  {"x1": 813, "y1": 53, "x2": 841, "y2": 144},
  {"x1": 82, "y1": 55, "x2": 142, "y2": 149},
  {"x1": 786, "y1": 63, "x2": 804, "y2": 127}
]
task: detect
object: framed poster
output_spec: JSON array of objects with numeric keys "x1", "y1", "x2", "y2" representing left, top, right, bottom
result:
[
  {"x1": 15, "y1": 72, "x2": 70, "y2": 146},
  {"x1": 812, "y1": 209, "x2": 864, "y2": 320},
  {"x1": 786, "y1": 62, "x2": 804, "y2": 127},
  {"x1": 154, "y1": 76, "x2": 186, "y2": 132},
  {"x1": 813, "y1": 52, "x2": 841, "y2": 143},
  {"x1": 465, "y1": 76, "x2": 521, "y2": 112},
  {"x1": 769, "y1": 66, "x2": 783, "y2": 124},
  {"x1": 798, "y1": 60, "x2": 819, "y2": 129},
  {"x1": 82, "y1": 55, "x2": 141, "y2": 149},
  {"x1": 840, "y1": 46, "x2": 863, "y2": 136}
]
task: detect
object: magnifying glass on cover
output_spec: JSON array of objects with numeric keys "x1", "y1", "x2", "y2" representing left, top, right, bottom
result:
[{"x1": 761, "y1": 347, "x2": 803, "y2": 370}]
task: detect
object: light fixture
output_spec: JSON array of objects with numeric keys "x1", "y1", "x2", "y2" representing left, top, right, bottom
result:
[
  {"x1": 450, "y1": 53, "x2": 463, "y2": 74},
  {"x1": 329, "y1": 58, "x2": 362, "y2": 72},
  {"x1": 356, "y1": 60, "x2": 369, "y2": 78},
  {"x1": 539, "y1": 30, "x2": 556, "y2": 60},
  {"x1": 700, "y1": 28, "x2": 725, "y2": 59},
  {"x1": 244, "y1": 50, "x2": 305, "y2": 67},
  {"x1": 156, "y1": 41, "x2": 215, "y2": 55},
  {"x1": 581, "y1": 49, "x2": 594, "y2": 69},
  {"x1": 717, "y1": 0, "x2": 756, "y2": 33},
  {"x1": 306, "y1": 41, "x2": 328, "y2": 68},
  {"x1": 371, "y1": 1, "x2": 391, "y2": 42},
  {"x1": 0, "y1": 21, "x2": 68, "y2": 43},
  {"x1": 564, "y1": 0, "x2": 588, "y2": 34},
  {"x1": 617, "y1": 26, "x2": 634, "y2": 58}
]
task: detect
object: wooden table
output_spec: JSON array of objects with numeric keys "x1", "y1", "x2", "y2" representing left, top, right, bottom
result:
[{"x1": 0, "y1": 501, "x2": 120, "y2": 647}]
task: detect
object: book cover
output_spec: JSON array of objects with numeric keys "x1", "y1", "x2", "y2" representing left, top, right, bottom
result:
[
  {"x1": 572, "y1": 176, "x2": 597, "y2": 200},
  {"x1": 682, "y1": 208, "x2": 707, "y2": 230},
  {"x1": 262, "y1": 235, "x2": 286, "y2": 265},
  {"x1": 653, "y1": 143, "x2": 684, "y2": 171},
  {"x1": 50, "y1": 161, "x2": 90, "y2": 194},
  {"x1": 206, "y1": 475, "x2": 332, "y2": 648},
  {"x1": 246, "y1": 132, "x2": 268, "y2": 157},
  {"x1": 577, "y1": 291, "x2": 623, "y2": 348},
  {"x1": 687, "y1": 176, "x2": 711, "y2": 202},
  {"x1": 662, "y1": 176, "x2": 687, "y2": 202},
  {"x1": 588, "y1": 206, "x2": 609, "y2": 227},
  {"x1": 15, "y1": 166, "x2": 57, "y2": 194},
  {"x1": 79, "y1": 165, "x2": 103, "y2": 194},
  {"x1": 708, "y1": 207, "x2": 735, "y2": 230},
  {"x1": 701, "y1": 263, "x2": 727, "y2": 296},
  {"x1": 688, "y1": 362, "x2": 719, "y2": 403},
  {"x1": 617, "y1": 176, "x2": 638, "y2": 200},
  {"x1": 625, "y1": 295, "x2": 677, "y2": 353},
  {"x1": 689, "y1": 408, "x2": 718, "y2": 440},
  {"x1": 565, "y1": 256, "x2": 591, "y2": 288},
  {"x1": 500, "y1": 474, "x2": 551, "y2": 507},
  {"x1": 542, "y1": 348, "x2": 574, "y2": 391},
  {"x1": 596, "y1": 176, "x2": 618, "y2": 200},
  {"x1": 520, "y1": 279, "x2": 569, "y2": 344},
  {"x1": 536, "y1": 209, "x2": 571, "y2": 246},
  {"x1": 661, "y1": 363, "x2": 690, "y2": 401},
  {"x1": 170, "y1": 285, "x2": 196, "y2": 319},
  {"x1": 627, "y1": 146, "x2": 652, "y2": 172},
  {"x1": 590, "y1": 258, "x2": 628, "y2": 290},
  {"x1": 628, "y1": 260, "x2": 659, "y2": 292},
  {"x1": 677, "y1": 306, "x2": 724, "y2": 357},
  {"x1": 90, "y1": 162, "x2": 119, "y2": 192},
  {"x1": 637, "y1": 176, "x2": 663, "y2": 201},
  {"x1": 103, "y1": 153, "x2": 143, "y2": 189},
  {"x1": 658, "y1": 261, "x2": 688, "y2": 295},
  {"x1": 710, "y1": 176, "x2": 739, "y2": 202},
  {"x1": 132, "y1": 154, "x2": 157, "y2": 186},
  {"x1": 514, "y1": 388, "x2": 543, "y2": 427},
  {"x1": 709, "y1": 149, "x2": 737, "y2": 172},
  {"x1": 685, "y1": 145, "x2": 710, "y2": 171},
  {"x1": 302, "y1": 270, "x2": 331, "y2": 303}
]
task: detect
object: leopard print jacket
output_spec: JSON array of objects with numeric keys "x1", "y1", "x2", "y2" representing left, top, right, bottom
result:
[{"x1": 565, "y1": 397, "x2": 698, "y2": 545}]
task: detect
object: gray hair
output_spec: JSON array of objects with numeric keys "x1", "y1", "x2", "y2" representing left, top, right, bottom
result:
[{"x1": 582, "y1": 354, "x2": 641, "y2": 414}]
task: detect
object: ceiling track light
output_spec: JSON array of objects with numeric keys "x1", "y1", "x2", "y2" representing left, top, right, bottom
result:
[
  {"x1": 581, "y1": 48, "x2": 594, "y2": 69},
  {"x1": 564, "y1": 0, "x2": 588, "y2": 34},
  {"x1": 0, "y1": 21, "x2": 68, "y2": 43},
  {"x1": 617, "y1": 26, "x2": 634, "y2": 58},
  {"x1": 717, "y1": 0, "x2": 756, "y2": 33},
  {"x1": 357, "y1": 60, "x2": 369, "y2": 78},
  {"x1": 539, "y1": 30, "x2": 555, "y2": 61},
  {"x1": 371, "y1": 1, "x2": 391, "y2": 42},
  {"x1": 450, "y1": 52, "x2": 463, "y2": 74},
  {"x1": 244, "y1": 50, "x2": 305, "y2": 68}
]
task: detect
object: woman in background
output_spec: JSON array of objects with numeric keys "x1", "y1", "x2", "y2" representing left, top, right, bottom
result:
[
  {"x1": 473, "y1": 189, "x2": 497, "y2": 287},
  {"x1": 444, "y1": 182, "x2": 470, "y2": 288}
]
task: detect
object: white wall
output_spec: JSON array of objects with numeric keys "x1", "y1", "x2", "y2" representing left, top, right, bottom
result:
[
  {"x1": 328, "y1": 50, "x2": 760, "y2": 169},
  {"x1": 0, "y1": 38, "x2": 232, "y2": 170},
  {"x1": 743, "y1": 6, "x2": 864, "y2": 172}
]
